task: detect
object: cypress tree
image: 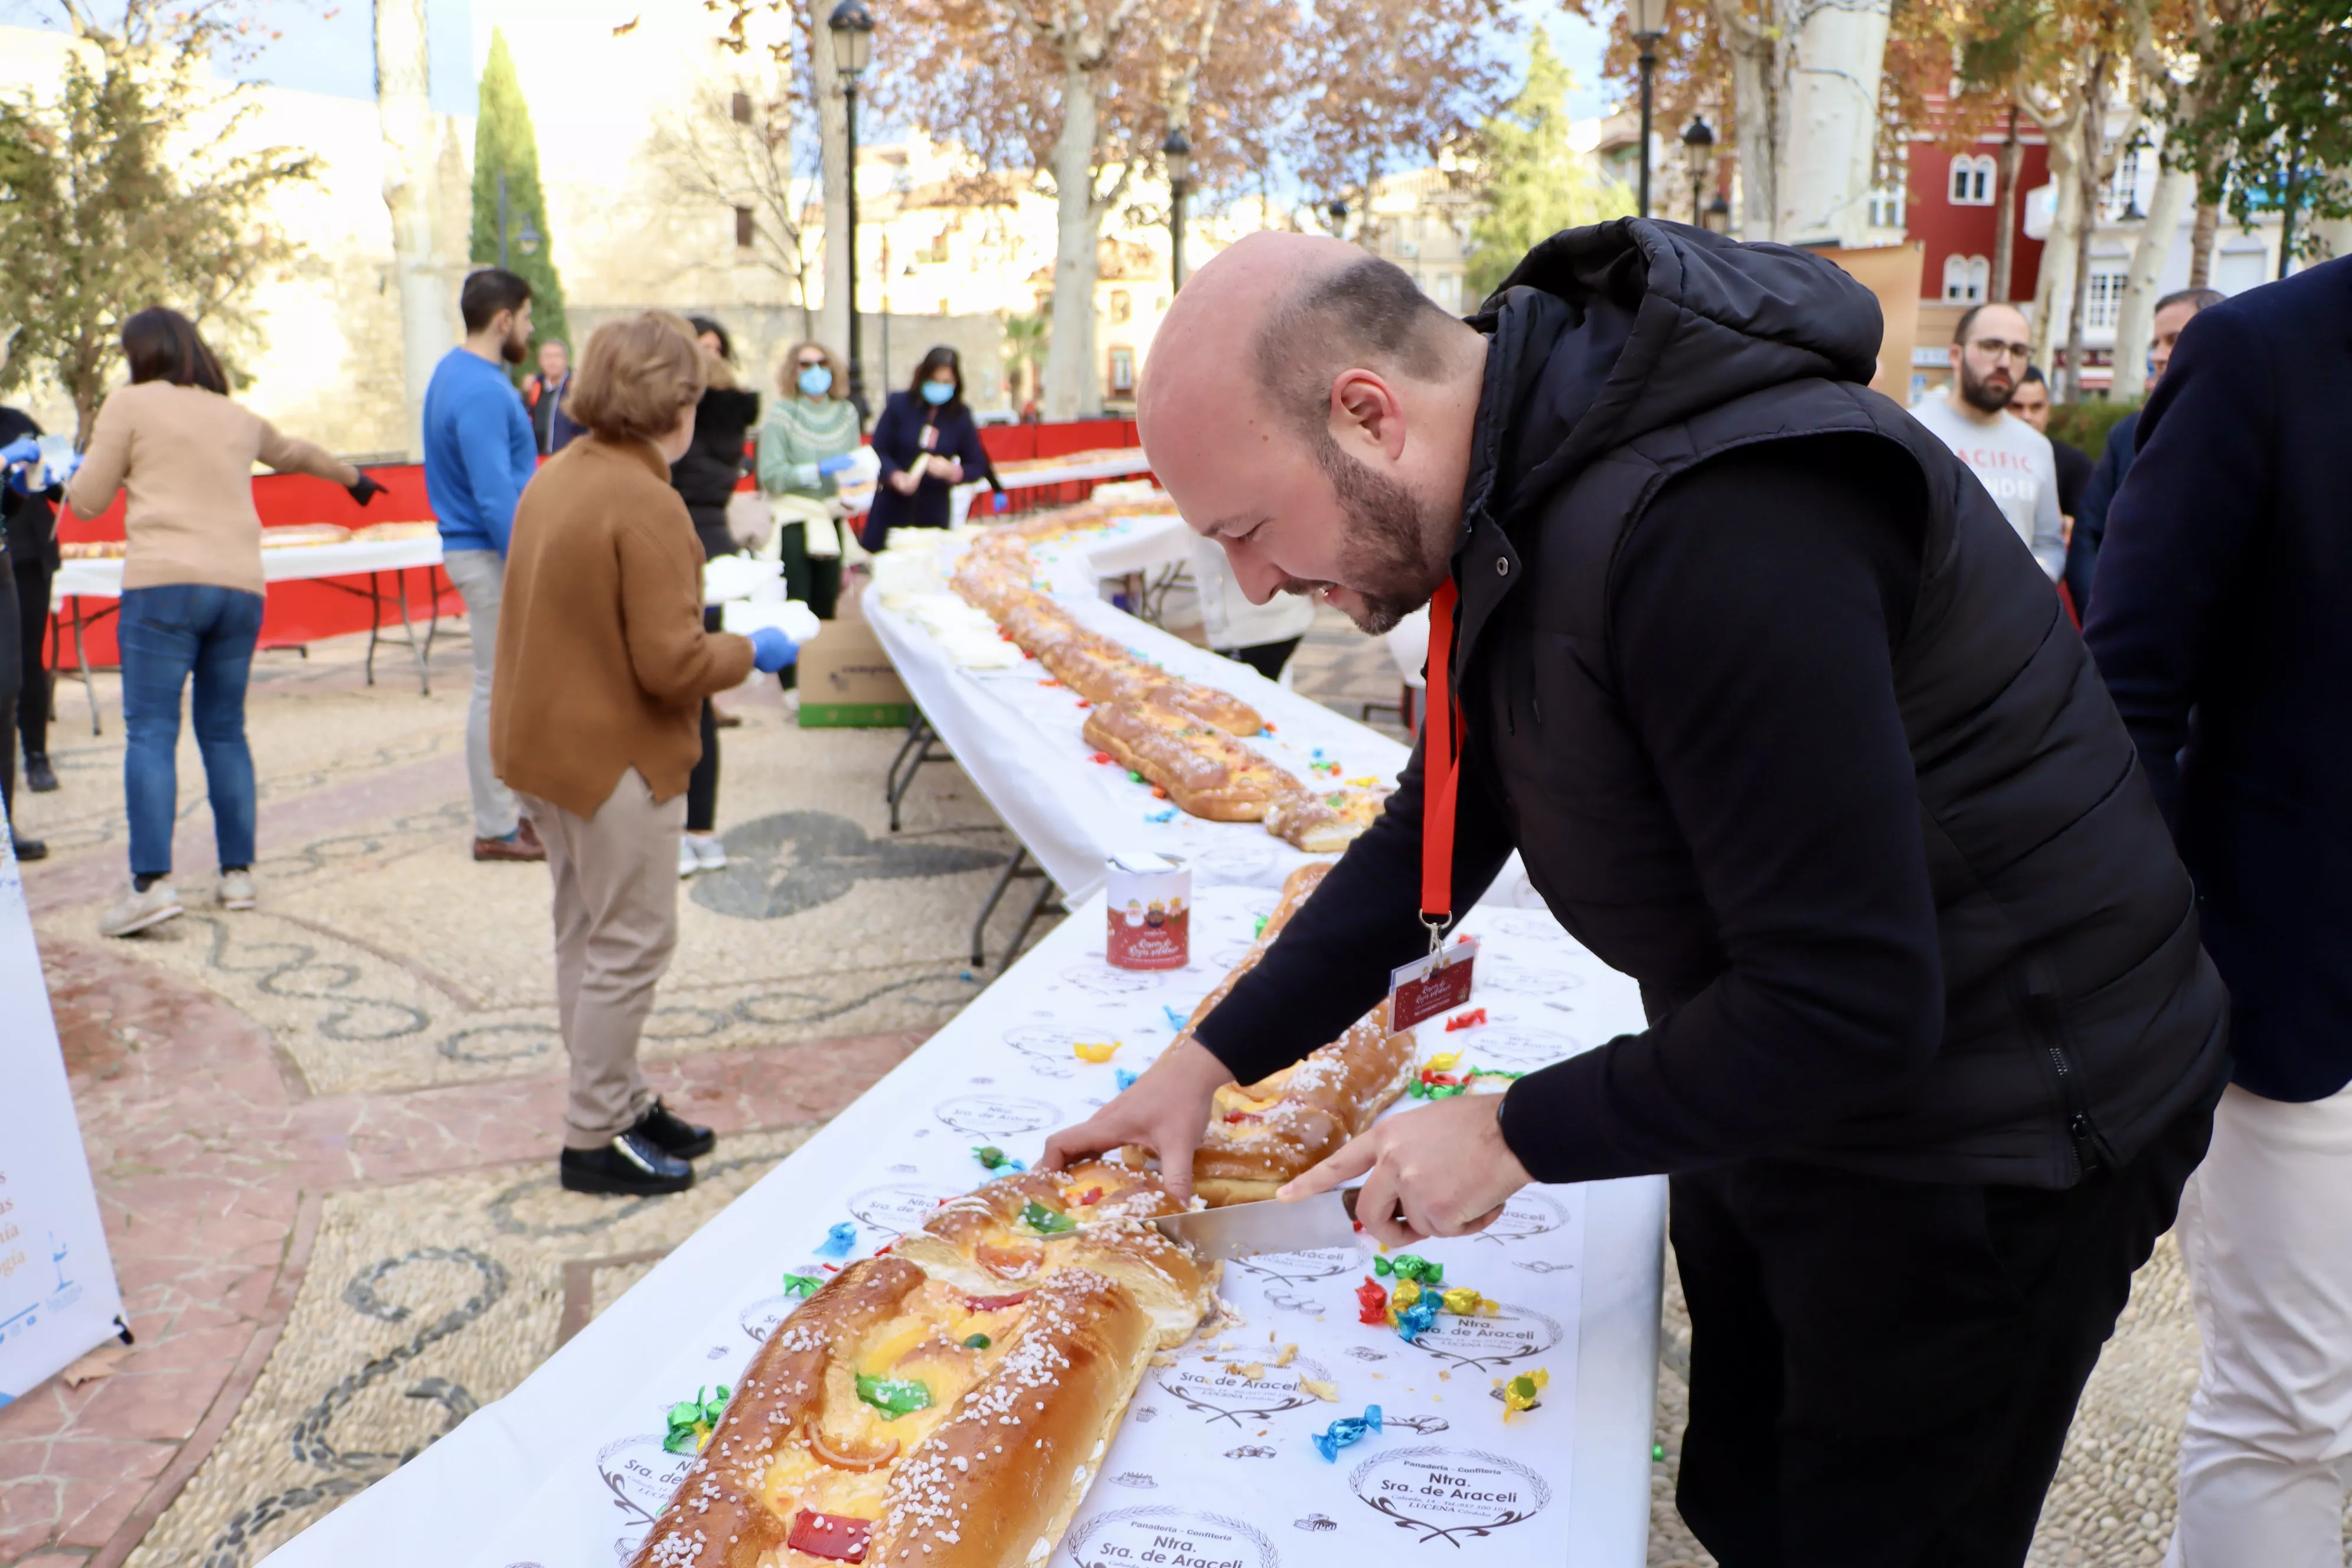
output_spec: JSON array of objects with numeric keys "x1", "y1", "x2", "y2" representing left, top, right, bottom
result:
[{"x1": 469, "y1": 29, "x2": 570, "y2": 371}]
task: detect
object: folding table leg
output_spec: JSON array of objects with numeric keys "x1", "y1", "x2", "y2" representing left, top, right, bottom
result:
[
  {"x1": 969, "y1": 845, "x2": 1027, "y2": 968},
  {"x1": 995, "y1": 874, "x2": 1063, "y2": 976},
  {"x1": 364, "y1": 571, "x2": 381, "y2": 687},
  {"x1": 71, "y1": 598, "x2": 99, "y2": 736},
  {"x1": 394, "y1": 569, "x2": 430, "y2": 695}
]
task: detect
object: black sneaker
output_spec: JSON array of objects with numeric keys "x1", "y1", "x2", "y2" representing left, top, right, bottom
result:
[
  {"x1": 635, "y1": 1098, "x2": 716, "y2": 1160},
  {"x1": 25, "y1": 754, "x2": 57, "y2": 793},
  {"x1": 558, "y1": 1129, "x2": 694, "y2": 1195},
  {"x1": 11, "y1": 832, "x2": 46, "y2": 862}
]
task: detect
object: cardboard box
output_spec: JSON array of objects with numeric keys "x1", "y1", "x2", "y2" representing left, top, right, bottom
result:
[{"x1": 796, "y1": 613, "x2": 912, "y2": 728}]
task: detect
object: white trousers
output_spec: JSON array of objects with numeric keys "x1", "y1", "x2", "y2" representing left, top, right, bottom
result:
[{"x1": 2164, "y1": 1080, "x2": 2352, "y2": 1568}]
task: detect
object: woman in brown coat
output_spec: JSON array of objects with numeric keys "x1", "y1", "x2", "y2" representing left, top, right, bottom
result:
[{"x1": 491, "y1": 313, "x2": 798, "y2": 1195}]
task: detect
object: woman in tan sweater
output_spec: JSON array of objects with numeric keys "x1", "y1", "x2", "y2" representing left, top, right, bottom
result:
[
  {"x1": 491, "y1": 313, "x2": 798, "y2": 1196},
  {"x1": 64, "y1": 308, "x2": 381, "y2": 937}
]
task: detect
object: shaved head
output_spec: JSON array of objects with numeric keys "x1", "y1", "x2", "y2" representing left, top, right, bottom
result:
[{"x1": 1139, "y1": 231, "x2": 1486, "y2": 634}]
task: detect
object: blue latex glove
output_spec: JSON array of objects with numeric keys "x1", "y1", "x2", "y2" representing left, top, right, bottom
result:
[
  {"x1": 815, "y1": 453, "x2": 861, "y2": 477},
  {"x1": 990, "y1": 490, "x2": 1010, "y2": 514},
  {"x1": 749, "y1": 626, "x2": 799, "y2": 672},
  {"x1": 0, "y1": 435, "x2": 38, "y2": 469}
]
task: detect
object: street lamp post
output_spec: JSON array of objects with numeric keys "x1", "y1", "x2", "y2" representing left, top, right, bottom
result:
[
  {"x1": 828, "y1": 0, "x2": 875, "y2": 416},
  {"x1": 1162, "y1": 128, "x2": 1193, "y2": 292},
  {"x1": 1681, "y1": 115, "x2": 1714, "y2": 227},
  {"x1": 1629, "y1": 0, "x2": 1668, "y2": 220}
]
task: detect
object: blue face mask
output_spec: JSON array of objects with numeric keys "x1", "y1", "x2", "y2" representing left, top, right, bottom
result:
[
  {"x1": 796, "y1": 365, "x2": 833, "y2": 398},
  {"x1": 920, "y1": 380, "x2": 955, "y2": 407}
]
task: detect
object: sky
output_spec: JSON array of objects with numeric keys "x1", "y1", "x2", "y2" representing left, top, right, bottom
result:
[{"x1": 2, "y1": 1, "x2": 1615, "y2": 125}]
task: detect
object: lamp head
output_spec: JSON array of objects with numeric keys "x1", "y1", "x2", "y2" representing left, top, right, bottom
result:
[
  {"x1": 1161, "y1": 127, "x2": 1193, "y2": 191},
  {"x1": 1628, "y1": 0, "x2": 1670, "y2": 41},
  {"x1": 1682, "y1": 115, "x2": 1714, "y2": 150},
  {"x1": 828, "y1": 0, "x2": 874, "y2": 77}
]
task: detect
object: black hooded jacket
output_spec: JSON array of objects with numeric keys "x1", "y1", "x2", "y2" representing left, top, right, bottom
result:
[
  {"x1": 671, "y1": 386, "x2": 762, "y2": 559},
  {"x1": 1193, "y1": 221, "x2": 2229, "y2": 1188}
]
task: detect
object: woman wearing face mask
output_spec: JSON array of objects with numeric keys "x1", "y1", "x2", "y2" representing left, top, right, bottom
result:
[
  {"x1": 756, "y1": 341, "x2": 860, "y2": 639},
  {"x1": 861, "y1": 345, "x2": 1003, "y2": 551}
]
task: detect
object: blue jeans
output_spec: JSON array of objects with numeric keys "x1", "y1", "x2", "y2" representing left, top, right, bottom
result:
[{"x1": 119, "y1": 584, "x2": 264, "y2": 878}]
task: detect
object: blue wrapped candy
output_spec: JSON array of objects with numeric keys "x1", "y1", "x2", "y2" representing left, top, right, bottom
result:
[
  {"x1": 1312, "y1": 1404, "x2": 1383, "y2": 1462},
  {"x1": 1115, "y1": 1068, "x2": 1139, "y2": 1092},
  {"x1": 812, "y1": 1221, "x2": 858, "y2": 1259},
  {"x1": 1393, "y1": 1295, "x2": 1442, "y2": 1343}
]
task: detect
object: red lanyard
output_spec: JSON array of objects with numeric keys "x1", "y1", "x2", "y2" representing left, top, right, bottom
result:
[{"x1": 1420, "y1": 579, "x2": 1463, "y2": 948}]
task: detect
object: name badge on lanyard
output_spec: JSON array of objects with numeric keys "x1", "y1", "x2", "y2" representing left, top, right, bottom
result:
[
  {"x1": 918, "y1": 421, "x2": 939, "y2": 453},
  {"x1": 1389, "y1": 935, "x2": 1479, "y2": 1030}
]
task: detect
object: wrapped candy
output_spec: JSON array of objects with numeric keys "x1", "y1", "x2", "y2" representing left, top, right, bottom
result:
[
  {"x1": 1355, "y1": 1277, "x2": 1389, "y2": 1325},
  {"x1": 812, "y1": 1221, "x2": 858, "y2": 1259},
  {"x1": 664, "y1": 1385, "x2": 731, "y2": 1455},
  {"x1": 1073, "y1": 1040, "x2": 1122, "y2": 1063},
  {"x1": 1373, "y1": 1253, "x2": 1444, "y2": 1286},
  {"x1": 1311, "y1": 1404, "x2": 1383, "y2": 1462},
  {"x1": 1443, "y1": 1008, "x2": 1488, "y2": 1031},
  {"x1": 1441, "y1": 1286, "x2": 1497, "y2": 1317},
  {"x1": 1387, "y1": 1279, "x2": 1442, "y2": 1342},
  {"x1": 1500, "y1": 1368, "x2": 1549, "y2": 1417},
  {"x1": 972, "y1": 1145, "x2": 1027, "y2": 1172},
  {"x1": 781, "y1": 1272, "x2": 822, "y2": 1298},
  {"x1": 1115, "y1": 1068, "x2": 1139, "y2": 1092}
]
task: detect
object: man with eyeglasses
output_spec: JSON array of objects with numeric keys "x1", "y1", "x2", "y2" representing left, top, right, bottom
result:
[{"x1": 1912, "y1": 302, "x2": 2065, "y2": 581}]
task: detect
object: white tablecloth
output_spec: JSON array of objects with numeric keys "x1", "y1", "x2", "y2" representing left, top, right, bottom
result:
[
  {"x1": 49, "y1": 535, "x2": 443, "y2": 603},
  {"x1": 865, "y1": 577, "x2": 1410, "y2": 905},
  {"x1": 259, "y1": 886, "x2": 1665, "y2": 1568}
]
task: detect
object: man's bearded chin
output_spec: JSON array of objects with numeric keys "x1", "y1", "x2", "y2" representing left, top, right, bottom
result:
[
  {"x1": 1960, "y1": 360, "x2": 2014, "y2": 414},
  {"x1": 504, "y1": 324, "x2": 531, "y2": 365},
  {"x1": 1309, "y1": 437, "x2": 1450, "y2": 635}
]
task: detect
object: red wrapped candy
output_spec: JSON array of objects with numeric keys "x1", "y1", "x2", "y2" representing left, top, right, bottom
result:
[{"x1": 1355, "y1": 1276, "x2": 1389, "y2": 1325}]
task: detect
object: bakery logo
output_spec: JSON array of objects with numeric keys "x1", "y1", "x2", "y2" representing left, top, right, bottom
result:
[
  {"x1": 1224, "y1": 1444, "x2": 1276, "y2": 1459},
  {"x1": 1347, "y1": 1447, "x2": 1553, "y2": 1546},
  {"x1": 1062, "y1": 1506, "x2": 1278, "y2": 1568},
  {"x1": 594, "y1": 1433, "x2": 691, "y2": 1543},
  {"x1": 1459, "y1": 1027, "x2": 1578, "y2": 1068},
  {"x1": 1475, "y1": 962, "x2": 1585, "y2": 997},
  {"x1": 1154, "y1": 1347, "x2": 1335, "y2": 1427},
  {"x1": 848, "y1": 1183, "x2": 960, "y2": 1235},
  {"x1": 1004, "y1": 1026, "x2": 1108, "y2": 1079},
  {"x1": 1061, "y1": 963, "x2": 1171, "y2": 997},
  {"x1": 1472, "y1": 1190, "x2": 1569, "y2": 1246},
  {"x1": 1400, "y1": 1303, "x2": 1562, "y2": 1371},
  {"x1": 1230, "y1": 1246, "x2": 1358, "y2": 1287},
  {"x1": 1293, "y1": 1515, "x2": 1338, "y2": 1533},
  {"x1": 740, "y1": 1293, "x2": 799, "y2": 1343},
  {"x1": 932, "y1": 1094, "x2": 1060, "y2": 1136},
  {"x1": 1260, "y1": 1288, "x2": 1325, "y2": 1315}
]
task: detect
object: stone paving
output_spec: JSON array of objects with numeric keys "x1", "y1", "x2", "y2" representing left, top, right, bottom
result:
[{"x1": 1, "y1": 602, "x2": 2271, "y2": 1568}]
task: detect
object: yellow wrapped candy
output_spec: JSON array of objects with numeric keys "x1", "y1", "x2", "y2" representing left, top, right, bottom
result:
[
  {"x1": 1385, "y1": 1276, "x2": 1423, "y2": 1327},
  {"x1": 1423, "y1": 1050, "x2": 1464, "y2": 1073},
  {"x1": 1073, "y1": 1040, "x2": 1122, "y2": 1062},
  {"x1": 1442, "y1": 1286, "x2": 1496, "y2": 1317},
  {"x1": 1500, "y1": 1368, "x2": 1549, "y2": 1417}
]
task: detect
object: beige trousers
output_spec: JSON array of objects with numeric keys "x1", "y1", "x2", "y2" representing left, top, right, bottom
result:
[
  {"x1": 518, "y1": 768, "x2": 683, "y2": 1149},
  {"x1": 2163, "y1": 1080, "x2": 2352, "y2": 1567}
]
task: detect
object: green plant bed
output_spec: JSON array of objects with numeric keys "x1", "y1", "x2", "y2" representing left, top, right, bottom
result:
[{"x1": 2049, "y1": 397, "x2": 2142, "y2": 455}]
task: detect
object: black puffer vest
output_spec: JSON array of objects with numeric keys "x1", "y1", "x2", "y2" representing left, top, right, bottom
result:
[{"x1": 1452, "y1": 223, "x2": 2229, "y2": 1185}]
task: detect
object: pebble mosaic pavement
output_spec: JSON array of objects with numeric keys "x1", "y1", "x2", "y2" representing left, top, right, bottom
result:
[{"x1": 1, "y1": 605, "x2": 2300, "y2": 1567}]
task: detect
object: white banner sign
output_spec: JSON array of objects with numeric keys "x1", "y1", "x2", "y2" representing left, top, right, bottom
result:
[{"x1": 0, "y1": 837, "x2": 127, "y2": 1404}]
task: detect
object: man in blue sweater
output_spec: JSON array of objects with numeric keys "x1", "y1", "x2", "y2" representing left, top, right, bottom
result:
[{"x1": 426, "y1": 267, "x2": 545, "y2": 862}]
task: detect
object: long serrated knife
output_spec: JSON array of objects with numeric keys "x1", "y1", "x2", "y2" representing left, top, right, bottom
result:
[{"x1": 1151, "y1": 1187, "x2": 1363, "y2": 1262}]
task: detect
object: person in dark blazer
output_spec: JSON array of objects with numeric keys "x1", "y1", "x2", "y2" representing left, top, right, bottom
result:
[
  {"x1": 2083, "y1": 255, "x2": 2352, "y2": 1564},
  {"x1": 2063, "y1": 287, "x2": 2223, "y2": 619},
  {"x1": 664, "y1": 314, "x2": 762, "y2": 877},
  {"x1": 860, "y1": 345, "x2": 1003, "y2": 550}
]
